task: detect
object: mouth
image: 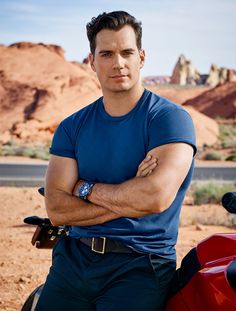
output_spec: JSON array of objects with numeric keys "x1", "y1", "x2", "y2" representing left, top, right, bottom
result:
[{"x1": 110, "y1": 74, "x2": 128, "y2": 79}]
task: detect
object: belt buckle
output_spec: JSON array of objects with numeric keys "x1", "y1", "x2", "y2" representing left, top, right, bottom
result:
[{"x1": 91, "y1": 237, "x2": 106, "y2": 254}]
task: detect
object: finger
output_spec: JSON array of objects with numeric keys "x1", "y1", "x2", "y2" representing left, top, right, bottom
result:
[
  {"x1": 138, "y1": 162, "x2": 158, "y2": 177},
  {"x1": 143, "y1": 154, "x2": 152, "y2": 162},
  {"x1": 138, "y1": 158, "x2": 158, "y2": 171},
  {"x1": 139, "y1": 157, "x2": 157, "y2": 169},
  {"x1": 140, "y1": 169, "x2": 153, "y2": 177},
  {"x1": 138, "y1": 155, "x2": 152, "y2": 168},
  {"x1": 137, "y1": 156, "x2": 158, "y2": 177},
  {"x1": 137, "y1": 159, "x2": 158, "y2": 177}
]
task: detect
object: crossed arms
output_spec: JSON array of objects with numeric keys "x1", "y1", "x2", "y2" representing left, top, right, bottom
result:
[{"x1": 45, "y1": 143, "x2": 194, "y2": 226}]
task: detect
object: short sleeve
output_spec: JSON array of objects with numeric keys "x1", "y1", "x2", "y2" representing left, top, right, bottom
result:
[
  {"x1": 49, "y1": 121, "x2": 76, "y2": 159},
  {"x1": 148, "y1": 108, "x2": 197, "y2": 156}
]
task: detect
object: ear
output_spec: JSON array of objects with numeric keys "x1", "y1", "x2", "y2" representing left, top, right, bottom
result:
[
  {"x1": 89, "y1": 53, "x2": 96, "y2": 72},
  {"x1": 139, "y1": 49, "x2": 145, "y2": 69}
]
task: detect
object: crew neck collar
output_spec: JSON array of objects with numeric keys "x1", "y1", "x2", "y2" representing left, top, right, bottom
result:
[{"x1": 99, "y1": 89, "x2": 149, "y2": 121}]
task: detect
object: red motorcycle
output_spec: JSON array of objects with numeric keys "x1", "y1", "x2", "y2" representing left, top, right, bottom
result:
[
  {"x1": 166, "y1": 191, "x2": 236, "y2": 311},
  {"x1": 22, "y1": 189, "x2": 236, "y2": 311}
]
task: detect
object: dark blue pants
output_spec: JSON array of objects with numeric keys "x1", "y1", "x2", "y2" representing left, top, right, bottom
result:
[{"x1": 35, "y1": 236, "x2": 176, "y2": 311}]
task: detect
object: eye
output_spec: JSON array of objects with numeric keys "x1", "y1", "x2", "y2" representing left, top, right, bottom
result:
[
  {"x1": 122, "y1": 50, "x2": 134, "y2": 57},
  {"x1": 101, "y1": 52, "x2": 112, "y2": 57}
]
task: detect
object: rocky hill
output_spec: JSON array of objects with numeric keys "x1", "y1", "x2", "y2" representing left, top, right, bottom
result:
[
  {"x1": 182, "y1": 82, "x2": 236, "y2": 119},
  {"x1": 0, "y1": 42, "x2": 101, "y2": 144}
]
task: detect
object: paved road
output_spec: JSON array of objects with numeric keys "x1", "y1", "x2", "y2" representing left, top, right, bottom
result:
[
  {"x1": 0, "y1": 163, "x2": 235, "y2": 186},
  {"x1": 0, "y1": 163, "x2": 47, "y2": 186},
  {"x1": 193, "y1": 166, "x2": 236, "y2": 182}
]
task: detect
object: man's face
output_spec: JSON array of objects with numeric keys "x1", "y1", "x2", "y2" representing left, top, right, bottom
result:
[{"x1": 89, "y1": 25, "x2": 145, "y2": 93}]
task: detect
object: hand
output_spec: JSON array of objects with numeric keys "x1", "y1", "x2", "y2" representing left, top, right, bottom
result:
[{"x1": 136, "y1": 155, "x2": 158, "y2": 177}]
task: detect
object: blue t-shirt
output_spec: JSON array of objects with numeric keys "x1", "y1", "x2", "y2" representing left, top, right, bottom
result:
[{"x1": 50, "y1": 89, "x2": 197, "y2": 260}]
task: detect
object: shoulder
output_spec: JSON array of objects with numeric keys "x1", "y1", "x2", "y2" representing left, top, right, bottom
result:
[
  {"x1": 50, "y1": 98, "x2": 102, "y2": 157},
  {"x1": 144, "y1": 89, "x2": 192, "y2": 122},
  {"x1": 146, "y1": 90, "x2": 196, "y2": 155},
  {"x1": 61, "y1": 97, "x2": 101, "y2": 129},
  {"x1": 53, "y1": 97, "x2": 101, "y2": 146}
]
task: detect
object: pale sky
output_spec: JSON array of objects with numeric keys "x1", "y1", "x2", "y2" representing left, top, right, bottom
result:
[{"x1": 0, "y1": 0, "x2": 235, "y2": 76}]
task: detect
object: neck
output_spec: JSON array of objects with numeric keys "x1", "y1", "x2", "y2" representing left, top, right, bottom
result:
[{"x1": 102, "y1": 84, "x2": 144, "y2": 117}]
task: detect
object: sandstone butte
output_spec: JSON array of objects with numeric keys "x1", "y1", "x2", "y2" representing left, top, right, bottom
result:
[{"x1": 1, "y1": 41, "x2": 232, "y2": 148}]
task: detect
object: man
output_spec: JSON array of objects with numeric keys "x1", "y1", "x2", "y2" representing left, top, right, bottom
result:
[{"x1": 36, "y1": 11, "x2": 196, "y2": 311}]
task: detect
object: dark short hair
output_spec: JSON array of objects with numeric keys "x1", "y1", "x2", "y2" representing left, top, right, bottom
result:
[{"x1": 86, "y1": 11, "x2": 142, "y2": 54}]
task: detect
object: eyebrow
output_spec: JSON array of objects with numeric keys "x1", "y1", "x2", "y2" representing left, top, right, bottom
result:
[
  {"x1": 122, "y1": 48, "x2": 136, "y2": 53},
  {"x1": 98, "y1": 48, "x2": 136, "y2": 54},
  {"x1": 99, "y1": 50, "x2": 112, "y2": 54}
]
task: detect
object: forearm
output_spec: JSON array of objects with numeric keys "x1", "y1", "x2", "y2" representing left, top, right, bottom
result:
[
  {"x1": 88, "y1": 144, "x2": 193, "y2": 218},
  {"x1": 89, "y1": 177, "x2": 164, "y2": 218},
  {"x1": 45, "y1": 190, "x2": 120, "y2": 226}
]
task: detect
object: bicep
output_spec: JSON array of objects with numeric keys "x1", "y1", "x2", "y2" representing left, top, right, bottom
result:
[
  {"x1": 147, "y1": 143, "x2": 194, "y2": 194},
  {"x1": 45, "y1": 155, "x2": 79, "y2": 196}
]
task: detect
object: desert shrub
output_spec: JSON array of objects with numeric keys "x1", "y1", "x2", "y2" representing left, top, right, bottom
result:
[
  {"x1": 4, "y1": 139, "x2": 18, "y2": 147},
  {"x1": 192, "y1": 182, "x2": 235, "y2": 205},
  {"x1": 22, "y1": 147, "x2": 36, "y2": 158},
  {"x1": 0, "y1": 145, "x2": 17, "y2": 156},
  {"x1": 219, "y1": 124, "x2": 236, "y2": 149},
  {"x1": 221, "y1": 141, "x2": 236, "y2": 148},
  {"x1": 0, "y1": 142, "x2": 50, "y2": 160},
  {"x1": 226, "y1": 153, "x2": 236, "y2": 162},
  {"x1": 29, "y1": 146, "x2": 50, "y2": 160},
  {"x1": 204, "y1": 152, "x2": 222, "y2": 161}
]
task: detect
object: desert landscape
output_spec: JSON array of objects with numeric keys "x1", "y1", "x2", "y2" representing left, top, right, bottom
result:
[
  {"x1": 0, "y1": 43, "x2": 235, "y2": 161},
  {"x1": 0, "y1": 42, "x2": 235, "y2": 310}
]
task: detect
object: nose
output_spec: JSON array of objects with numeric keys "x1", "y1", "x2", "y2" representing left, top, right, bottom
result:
[{"x1": 112, "y1": 54, "x2": 125, "y2": 70}]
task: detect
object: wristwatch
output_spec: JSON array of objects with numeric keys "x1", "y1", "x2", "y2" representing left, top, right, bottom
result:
[{"x1": 78, "y1": 182, "x2": 95, "y2": 201}]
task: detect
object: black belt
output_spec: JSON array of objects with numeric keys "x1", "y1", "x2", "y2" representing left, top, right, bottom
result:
[{"x1": 80, "y1": 237, "x2": 133, "y2": 254}]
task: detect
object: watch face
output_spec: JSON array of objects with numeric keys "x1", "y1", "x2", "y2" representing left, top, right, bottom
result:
[
  {"x1": 79, "y1": 182, "x2": 91, "y2": 198},
  {"x1": 78, "y1": 182, "x2": 94, "y2": 200}
]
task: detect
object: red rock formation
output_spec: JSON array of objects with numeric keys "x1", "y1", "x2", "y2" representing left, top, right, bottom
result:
[
  {"x1": 183, "y1": 82, "x2": 236, "y2": 119},
  {"x1": 147, "y1": 85, "x2": 211, "y2": 104},
  {"x1": 9, "y1": 42, "x2": 65, "y2": 58},
  {"x1": 0, "y1": 42, "x2": 101, "y2": 144}
]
